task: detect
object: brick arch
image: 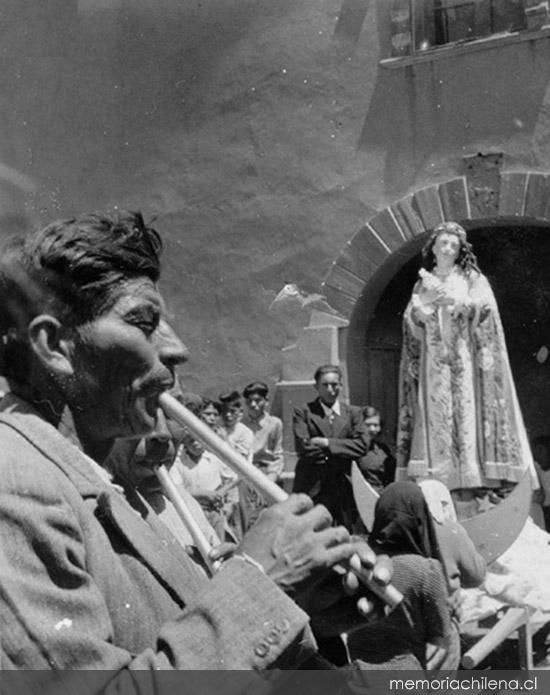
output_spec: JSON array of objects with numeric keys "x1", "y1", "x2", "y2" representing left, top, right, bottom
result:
[{"x1": 321, "y1": 171, "x2": 550, "y2": 320}]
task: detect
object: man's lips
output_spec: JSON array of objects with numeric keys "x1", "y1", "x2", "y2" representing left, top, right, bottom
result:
[
  {"x1": 140, "y1": 380, "x2": 174, "y2": 416},
  {"x1": 136, "y1": 458, "x2": 173, "y2": 472}
]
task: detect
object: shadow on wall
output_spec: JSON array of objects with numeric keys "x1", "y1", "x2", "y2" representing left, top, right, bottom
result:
[
  {"x1": 334, "y1": 0, "x2": 371, "y2": 44},
  {"x1": 358, "y1": 1, "x2": 550, "y2": 197}
]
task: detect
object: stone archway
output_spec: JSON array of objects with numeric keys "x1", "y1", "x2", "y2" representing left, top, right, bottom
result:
[
  {"x1": 322, "y1": 170, "x2": 550, "y2": 319},
  {"x1": 275, "y1": 169, "x2": 550, "y2": 465},
  {"x1": 318, "y1": 169, "x2": 550, "y2": 444}
]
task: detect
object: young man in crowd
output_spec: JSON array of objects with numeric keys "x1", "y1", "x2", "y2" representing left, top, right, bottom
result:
[
  {"x1": 242, "y1": 381, "x2": 284, "y2": 483},
  {"x1": 293, "y1": 365, "x2": 369, "y2": 530},
  {"x1": 239, "y1": 382, "x2": 284, "y2": 531}
]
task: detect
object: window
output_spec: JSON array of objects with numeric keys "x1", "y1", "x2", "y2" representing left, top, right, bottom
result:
[{"x1": 389, "y1": 0, "x2": 547, "y2": 58}]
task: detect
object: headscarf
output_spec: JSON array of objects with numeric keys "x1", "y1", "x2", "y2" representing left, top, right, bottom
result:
[
  {"x1": 418, "y1": 479, "x2": 457, "y2": 525},
  {"x1": 370, "y1": 481, "x2": 439, "y2": 558}
]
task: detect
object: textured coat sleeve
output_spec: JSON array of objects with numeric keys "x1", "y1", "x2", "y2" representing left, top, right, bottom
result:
[
  {"x1": 449, "y1": 523, "x2": 486, "y2": 588},
  {"x1": 0, "y1": 441, "x2": 315, "y2": 676},
  {"x1": 267, "y1": 417, "x2": 284, "y2": 478},
  {"x1": 422, "y1": 559, "x2": 453, "y2": 648},
  {"x1": 293, "y1": 406, "x2": 323, "y2": 462},
  {"x1": 326, "y1": 407, "x2": 369, "y2": 460}
]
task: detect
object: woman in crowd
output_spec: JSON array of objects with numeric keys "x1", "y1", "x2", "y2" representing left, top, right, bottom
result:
[
  {"x1": 171, "y1": 392, "x2": 237, "y2": 542},
  {"x1": 357, "y1": 405, "x2": 396, "y2": 494},
  {"x1": 346, "y1": 482, "x2": 456, "y2": 672}
]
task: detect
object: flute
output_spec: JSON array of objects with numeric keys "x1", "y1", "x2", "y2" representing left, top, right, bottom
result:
[
  {"x1": 156, "y1": 464, "x2": 220, "y2": 574},
  {"x1": 159, "y1": 392, "x2": 403, "y2": 610}
]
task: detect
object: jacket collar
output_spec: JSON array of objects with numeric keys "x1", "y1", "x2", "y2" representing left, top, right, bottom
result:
[{"x1": 0, "y1": 393, "x2": 206, "y2": 605}]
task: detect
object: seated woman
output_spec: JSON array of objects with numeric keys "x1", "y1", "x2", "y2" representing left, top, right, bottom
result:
[
  {"x1": 346, "y1": 482, "x2": 456, "y2": 672},
  {"x1": 357, "y1": 405, "x2": 396, "y2": 494}
]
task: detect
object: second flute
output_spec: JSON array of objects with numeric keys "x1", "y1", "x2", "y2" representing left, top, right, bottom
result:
[{"x1": 159, "y1": 391, "x2": 403, "y2": 610}]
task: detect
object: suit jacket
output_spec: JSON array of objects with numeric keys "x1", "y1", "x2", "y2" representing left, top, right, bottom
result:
[
  {"x1": 292, "y1": 399, "x2": 368, "y2": 522},
  {"x1": 0, "y1": 394, "x2": 314, "y2": 675}
]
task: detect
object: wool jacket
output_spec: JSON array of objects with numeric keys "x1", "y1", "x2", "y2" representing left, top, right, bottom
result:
[{"x1": 0, "y1": 394, "x2": 314, "y2": 678}]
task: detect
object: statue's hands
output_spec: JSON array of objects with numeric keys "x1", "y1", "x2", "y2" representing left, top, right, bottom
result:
[{"x1": 421, "y1": 286, "x2": 443, "y2": 305}]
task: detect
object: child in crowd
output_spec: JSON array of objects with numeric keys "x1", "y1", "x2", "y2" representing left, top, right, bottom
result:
[
  {"x1": 171, "y1": 392, "x2": 238, "y2": 542},
  {"x1": 241, "y1": 381, "x2": 284, "y2": 482},
  {"x1": 240, "y1": 381, "x2": 284, "y2": 531},
  {"x1": 218, "y1": 390, "x2": 254, "y2": 537},
  {"x1": 218, "y1": 390, "x2": 254, "y2": 462},
  {"x1": 201, "y1": 398, "x2": 225, "y2": 437},
  {"x1": 357, "y1": 406, "x2": 396, "y2": 493}
]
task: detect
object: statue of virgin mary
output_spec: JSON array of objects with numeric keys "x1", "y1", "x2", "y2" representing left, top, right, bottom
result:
[{"x1": 395, "y1": 221, "x2": 537, "y2": 492}]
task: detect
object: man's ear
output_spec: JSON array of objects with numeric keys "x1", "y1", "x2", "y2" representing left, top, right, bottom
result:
[{"x1": 28, "y1": 314, "x2": 74, "y2": 377}]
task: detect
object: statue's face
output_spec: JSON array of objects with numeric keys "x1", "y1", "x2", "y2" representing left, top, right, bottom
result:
[{"x1": 433, "y1": 231, "x2": 460, "y2": 267}]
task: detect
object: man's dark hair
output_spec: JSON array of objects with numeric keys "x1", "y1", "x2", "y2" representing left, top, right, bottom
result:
[
  {"x1": 178, "y1": 392, "x2": 203, "y2": 417},
  {"x1": 243, "y1": 381, "x2": 269, "y2": 399},
  {"x1": 202, "y1": 397, "x2": 221, "y2": 413},
  {"x1": 0, "y1": 211, "x2": 162, "y2": 382},
  {"x1": 218, "y1": 390, "x2": 242, "y2": 410},
  {"x1": 313, "y1": 364, "x2": 342, "y2": 383},
  {"x1": 362, "y1": 405, "x2": 381, "y2": 420}
]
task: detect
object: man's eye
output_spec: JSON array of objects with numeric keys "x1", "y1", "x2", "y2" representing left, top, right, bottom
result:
[{"x1": 129, "y1": 319, "x2": 156, "y2": 335}]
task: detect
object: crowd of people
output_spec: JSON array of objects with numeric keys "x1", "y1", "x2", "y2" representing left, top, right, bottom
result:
[{"x1": 5, "y1": 211, "x2": 544, "y2": 677}]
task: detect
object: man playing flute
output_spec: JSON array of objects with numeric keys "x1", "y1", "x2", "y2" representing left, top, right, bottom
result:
[{"x1": 0, "y1": 211, "x2": 391, "y2": 675}]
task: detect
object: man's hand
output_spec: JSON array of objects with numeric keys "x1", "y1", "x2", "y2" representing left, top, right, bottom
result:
[
  {"x1": 309, "y1": 436, "x2": 329, "y2": 449},
  {"x1": 342, "y1": 541, "x2": 393, "y2": 620},
  {"x1": 238, "y1": 494, "x2": 355, "y2": 595},
  {"x1": 193, "y1": 488, "x2": 224, "y2": 511},
  {"x1": 209, "y1": 542, "x2": 238, "y2": 563},
  {"x1": 302, "y1": 537, "x2": 395, "y2": 637}
]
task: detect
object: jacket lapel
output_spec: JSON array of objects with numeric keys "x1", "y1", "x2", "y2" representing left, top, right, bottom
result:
[
  {"x1": 331, "y1": 403, "x2": 351, "y2": 438},
  {"x1": 96, "y1": 488, "x2": 205, "y2": 605},
  {"x1": 0, "y1": 395, "x2": 204, "y2": 607},
  {"x1": 309, "y1": 399, "x2": 332, "y2": 436}
]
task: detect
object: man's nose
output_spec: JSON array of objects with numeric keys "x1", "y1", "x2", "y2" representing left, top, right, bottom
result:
[
  {"x1": 156, "y1": 319, "x2": 189, "y2": 368},
  {"x1": 150, "y1": 408, "x2": 172, "y2": 442}
]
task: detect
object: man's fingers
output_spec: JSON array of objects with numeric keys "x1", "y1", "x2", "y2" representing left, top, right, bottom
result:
[
  {"x1": 342, "y1": 570, "x2": 360, "y2": 595},
  {"x1": 349, "y1": 544, "x2": 393, "y2": 586},
  {"x1": 283, "y1": 493, "x2": 314, "y2": 515},
  {"x1": 357, "y1": 596, "x2": 375, "y2": 617},
  {"x1": 318, "y1": 541, "x2": 356, "y2": 569},
  {"x1": 315, "y1": 525, "x2": 350, "y2": 547},
  {"x1": 372, "y1": 554, "x2": 393, "y2": 585},
  {"x1": 209, "y1": 542, "x2": 237, "y2": 561},
  {"x1": 350, "y1": 541, "x2": 376, "y2": 571},
  {"x1": 304, "y1": 504, "x2": 335, "y2": 531}
]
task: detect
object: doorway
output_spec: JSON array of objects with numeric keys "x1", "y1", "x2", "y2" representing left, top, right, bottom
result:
[{"x1": 348, "y1": 222, "x2": 550, "y2": 448}]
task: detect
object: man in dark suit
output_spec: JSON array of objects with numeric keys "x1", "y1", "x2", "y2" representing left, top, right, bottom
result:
[{"x1": 293, "y1": 365, "x2": 369, "y2": 529}]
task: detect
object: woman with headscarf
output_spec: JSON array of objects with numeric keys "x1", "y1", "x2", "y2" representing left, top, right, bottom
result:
[
  {"x1": 419, "y1": 479, "x2": 486, "y2": 600},
  {"x1": 346, "y1": 482, "x2": 457, "y2": 671}
]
